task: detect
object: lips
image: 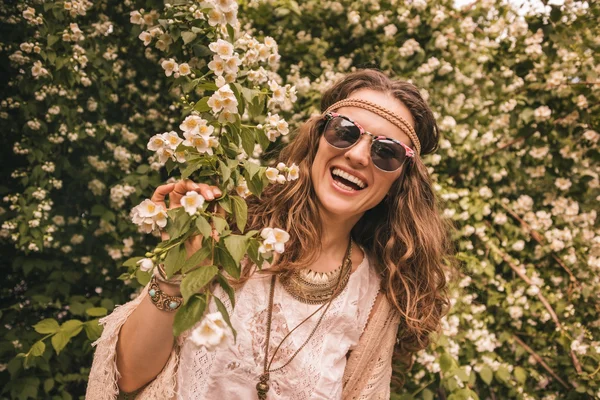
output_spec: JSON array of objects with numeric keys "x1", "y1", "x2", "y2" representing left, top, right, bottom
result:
[{"x1": 330, "y1": 167, "x2": 368, "y2": 192}]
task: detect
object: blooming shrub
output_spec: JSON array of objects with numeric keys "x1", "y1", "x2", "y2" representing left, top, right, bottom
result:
[{"x1": 1, "y1": 0, "x2": 599, "y2": 398}]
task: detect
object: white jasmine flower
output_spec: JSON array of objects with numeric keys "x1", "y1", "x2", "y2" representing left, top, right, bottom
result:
[
  {"x1": 235, "y1": 178, "x2": 251, "y2": 198},
  {"x1": 161, "y1": 58, "x2": 179, "y2": 77},
  {"x1": 268, "y1": 80, "x2": 286, "y2": 105},
  {"x1": 555, "y1": 178, "x2": 572, "y2": 191},
  {"x1": 146, "y1": 135, "x2": 167, "y2": 153},
  {"x1": 384, "y1": 24, "x2": 397, "y2": 37},
  {"x1": 534, "y1": 106, "x2": 552, "y2": 122},
  {"x1": 512, "y1": 240, "x2": 525, "y2": 251},
  {"x1": 139, "y1": 31, "x2": 152, "y2": 46},
  {"x1": 209, "y1": 39, "x2": 234, "y2": 59},
  {"x1": 137, "y1": 258, "x2": 154, "y2": 272},
  {"x1": 287, "y1": 163, "x2": 299, "y2": 181},
  {"x1": 265, "y1": 167, "x2": 279, "y2": 183},
  {"x1": 180, "y1": 115, "x2": 211, "y2": 135},
  {"x1": 178, "y1": 63, "x2": 191, "y2": 76},
  {"x1": 182, "y1": 131, "x2": 218, "y2": 155},
  {"x1": 259, "y1": 227, "x2": 290, "y2": 258},
  {"x1": 181, "y1": 191, "x2": 205, "y2": 216},
  {"x1": 31, "y1": 61, "x2": 49, "y2": 78},
  {"x1": 190, "y1": 312, "x2": 233, "y2": 351},
  {"x1": 156, "y1": 147, "x2": 175, "y2": 164},
  {"x1": 130, "y1": 199, "x2": 168, "y2": 233},
  {"x1": 207, "y1": 84, "x2": 238, "y2": 114},
  {"x1": 130, "y1": 11, "x2": 143, "y2": 25},
  {"x1": 162, "y1": 131, "x2": 183, "y2": 150}
]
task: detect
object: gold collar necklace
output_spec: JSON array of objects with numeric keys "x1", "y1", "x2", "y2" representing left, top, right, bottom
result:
[
  {"x1": 256, "y1": 239, "x2": 353, "y2": 399},
  {"x1": 280, "y1": 241, "x2": 353, "y2": 304}
]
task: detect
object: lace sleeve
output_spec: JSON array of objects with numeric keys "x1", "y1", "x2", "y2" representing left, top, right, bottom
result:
[
  {"x1": 355, "y1": 349, "x2": 393, "y2": 399},
  {"x1": 85, "y1": 285, "x2": 179, "y2": 400},
  {"x1": 342, "y1": 292, "x2": 400, "y2": 400}
]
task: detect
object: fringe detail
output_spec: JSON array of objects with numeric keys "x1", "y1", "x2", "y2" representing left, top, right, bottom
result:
[{"x1": 86, "y1": 286, "x2": 179, "y2": 400}]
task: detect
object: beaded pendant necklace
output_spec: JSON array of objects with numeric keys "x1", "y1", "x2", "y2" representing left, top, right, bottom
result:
[{"x1": 256, "y1": 240, "x2": 353, "y2": 399}]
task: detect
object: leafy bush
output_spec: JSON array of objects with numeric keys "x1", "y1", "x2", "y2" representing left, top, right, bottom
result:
[{"x1": 1, "y1": 0, "x2": 599, "y2": 399}]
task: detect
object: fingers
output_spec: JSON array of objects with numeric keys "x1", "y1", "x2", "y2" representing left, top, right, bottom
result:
[
  {"x1": 198, "y1": 184, "x2": 222, "y2": 201},
  {"x1": 169, "y1": 180, "x2": 223, "y2": 208},
  {"x1": 150, "y1": 183, "x2": 176, "y2": 210}
]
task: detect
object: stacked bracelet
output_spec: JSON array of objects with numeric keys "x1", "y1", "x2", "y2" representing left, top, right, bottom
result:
[
  {"x1": 148, "y1": 276, "x2": 183, "y2": 312},
  {"x1": 153, "y1": 263, "x2": 184, "y2": 286}
]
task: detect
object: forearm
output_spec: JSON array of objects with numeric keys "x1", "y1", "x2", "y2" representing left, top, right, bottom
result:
[{"x1": 116, "y1": 281, "x2": 180, "y2": 393}]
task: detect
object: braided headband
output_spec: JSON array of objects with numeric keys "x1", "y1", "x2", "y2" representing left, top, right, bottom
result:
[{"x1": 323, "y1": 98, "x2": 421, "y2": 155}]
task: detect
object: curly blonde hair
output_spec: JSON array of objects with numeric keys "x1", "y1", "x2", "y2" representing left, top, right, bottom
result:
[{"x1": 245, "y1": 69, "x2": 456, "y2": 367}]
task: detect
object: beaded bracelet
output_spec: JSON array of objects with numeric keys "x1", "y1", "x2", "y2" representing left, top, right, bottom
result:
[{"x1": 148, "y1": 276, "x2": 183, "y2": 312}]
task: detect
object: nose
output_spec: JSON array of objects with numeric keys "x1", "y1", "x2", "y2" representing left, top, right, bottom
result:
[{"x1": 344, "y1": 135, "x2": 371, "y2": 168}]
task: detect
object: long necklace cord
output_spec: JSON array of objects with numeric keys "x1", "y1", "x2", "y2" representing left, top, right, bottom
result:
[{"x1": 257, "y1": 240, "x2": 353, "y2": 399}]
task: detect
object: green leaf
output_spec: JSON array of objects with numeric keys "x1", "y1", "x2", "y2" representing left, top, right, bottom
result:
[
  {"x1": 439, "y1": 353, "x2": 453, "y2": 373},
  {"x1": 29, "y1": 341, "x2": 46, "y2": 357},
  {"x1": 181, "y1": 160, "x2": 204, "y2": 180},
  {"x1": 182, "y1": 245, "x2": 212, "y2": 273},
  {"x1": 43, "y1": 378, "x2": 54, "y2": 393},
  {"x1": 212, "y1": 215, "x2": 228, "y2": 234},
  {"x1": 246, "y1": 238, "x2": 261, "y2": 266},
  {"x1": 244, "y1": 160, "x2": 261, "y2": 179},
  {"x1": 495, "y1": 365, "x2": 510, "y2": 383},
  {"x1": 479, "y1": 365, "x2": 493, "y2": 384},
  {"x1": 218, "y1": 196, "x2": 232, "y2": 213},
  {"x1": 181, "y1": 31, "x2": 197, "y2": 44},
  {"x1": 226, "y1": 24, "x2": 235, "y2": 43},
  {"x1": 51, "y1": 320, "x2": 83, "y2": 354},
  {"x1": 196, "y1": 216, "x2": 212, "y2": 238},
  {"x1": 514, "y1": 366, "x2": 527, "y2": 384},
  {"x1": 219, "y1": 160, "x2": 231, "y2": 183},
  {"x1": 194, "y1": 96, "x2": 210, "y2": 112},
  {"x1": 231, "y1": 196, "x2": 248, "y2": 233},
  {"x1": 196, "y1": 81, "x2": 218, "y2": 91},
  {"x1": 123, "y1": 256, "x2": 144, "y2": 268},
  {"x1": 180, "y1": 265, "x2": 219, "y2": 303},
  {"x1": 173, "y1": 294, "x2": 206, "y2": 336},
  {"x1": 85, "y1": 307, "x2": 108, "y2": 317},
  {"x1": 422, "y1": 389, "x2": 434, "y2": 400},
  {"x1": 239, "y1": 126, "x2": 255, "y2": 156},
  {"x1": 216, "y1": 245, "x2": 240, "y2": 279},
  {"x1": 217, "y1": 274, "x2": 236, "y2": 308},
  {"x1": 136, "y1": 269, "x2": 152, "y2": 286},
  {"x1": 84, "y1": 320, "x2": 103, "y2": 341},
  {"x1": 33, "y1": 318, "x2": 59, "y2": 334},
  {"x1": 224, "y1": 234, "x2": 248, "y2": 264},
  {"x1": 164, "y1": 244, "x2": 188, "y2": 277},
  {"x1": 47, "y1": 34, "x2": 59, "y2": 47},
  {"x1": 214, "y1": 296, "x2": 236, "y2": 339},
  {"x1": 192, "y1": 44, "x2": 212, "y2": 57}
]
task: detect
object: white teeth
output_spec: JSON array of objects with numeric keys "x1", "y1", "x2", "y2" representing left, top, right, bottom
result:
[{"x1": 331, "y1": 168, "x2": 366, "y2": 189}]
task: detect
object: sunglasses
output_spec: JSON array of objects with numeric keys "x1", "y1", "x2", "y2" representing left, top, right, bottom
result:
[{"x1": 322, "y1": 112, "x2": 415, "y2": 172}]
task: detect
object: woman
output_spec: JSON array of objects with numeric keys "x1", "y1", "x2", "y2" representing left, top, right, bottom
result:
[{"x1": 87, "y1": 69, "x2": 454, "y2": 399}]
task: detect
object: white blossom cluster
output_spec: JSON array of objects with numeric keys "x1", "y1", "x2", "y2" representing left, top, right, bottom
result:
[
  {"x1": 265, "y1": 162, "x2": 299, "y2": 184},
  {"x1": 130, "y1": 199, "x2": 168, "y2": 233}
]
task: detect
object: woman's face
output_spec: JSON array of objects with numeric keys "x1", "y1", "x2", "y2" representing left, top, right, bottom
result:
[{"x1": 310, "y1": 89, "x2": 416, "y2": 222}]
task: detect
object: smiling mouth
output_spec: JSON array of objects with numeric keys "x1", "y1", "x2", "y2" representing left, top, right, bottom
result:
[{"x1": 330, "y1": 168, "x2": 367, "y2": 191}]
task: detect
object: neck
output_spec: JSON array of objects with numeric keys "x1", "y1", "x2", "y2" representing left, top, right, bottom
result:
[{"x1": 306, "y1": 208, "x2": 362, "y2": 273}]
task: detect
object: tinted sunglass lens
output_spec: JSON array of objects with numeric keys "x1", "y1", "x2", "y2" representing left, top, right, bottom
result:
[
  {"x1": 371, "y1": 140, "x2": 405, "y2": 171},
  {"x1": 324, "y1": 117, "x2": 360, "y2": 148}
]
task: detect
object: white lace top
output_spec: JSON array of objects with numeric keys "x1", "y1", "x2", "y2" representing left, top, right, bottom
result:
[{"x1": 177, "y1": 255, "x2": 381, "y2": 400}]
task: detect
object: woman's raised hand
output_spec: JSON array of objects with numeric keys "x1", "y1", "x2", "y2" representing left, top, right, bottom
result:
[{"x1": 150, "y1": 179, "x2": 222, "y2": 257}]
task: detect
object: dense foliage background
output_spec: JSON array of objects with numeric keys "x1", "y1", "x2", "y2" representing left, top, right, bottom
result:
[{"x1": 1, "y1": 0, "x2": 599, "y2": 399}]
